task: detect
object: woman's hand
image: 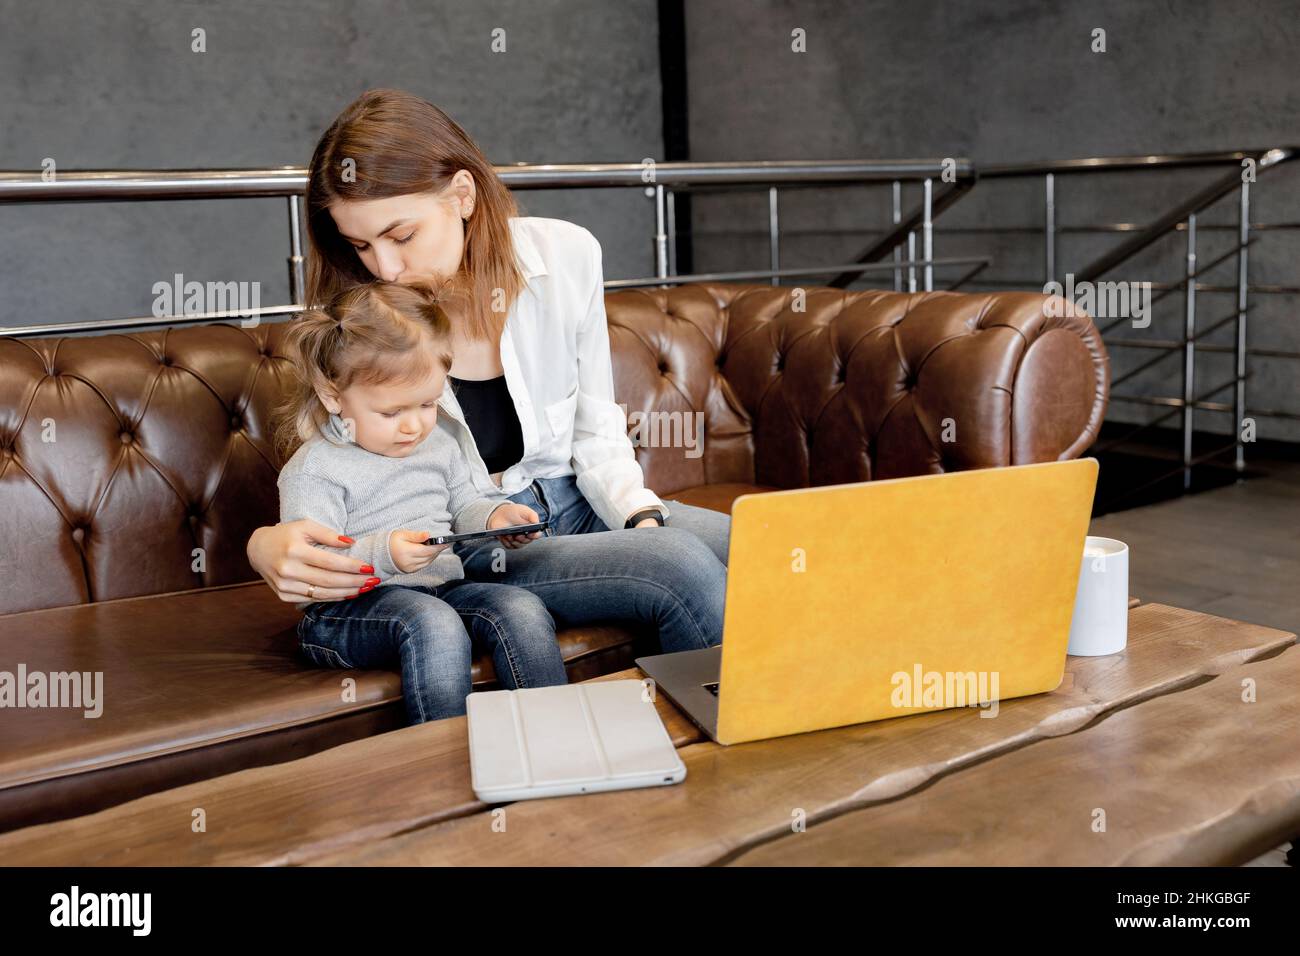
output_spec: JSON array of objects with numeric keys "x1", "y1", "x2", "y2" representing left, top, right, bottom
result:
[
  {"x1": 389, "y1": 530, "x2": 451, "y2": 574},
  {"x1": 633, "y1": 517, "x2": 661, "y2": 528},
  {"x1": 489, "y1": 503, "x2": 544, "y2": 549},
  {"x1": 246, "y1": 520, "x2": 376, "y2": 603}
]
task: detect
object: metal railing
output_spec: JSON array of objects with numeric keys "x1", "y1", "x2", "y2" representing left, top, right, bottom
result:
[
  {"x1": 949, "y1": 148, "x2": 1300, "y2": 493},
  {"x1": 4, "y1": 151, "x2": 1296, "y2": 500},
  {"x1": 0, "y1": 158, "x2": 975, "y2": 338}
]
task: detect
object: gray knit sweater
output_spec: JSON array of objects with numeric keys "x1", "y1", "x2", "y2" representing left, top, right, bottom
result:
[{"x1": 278, "y1": 414, "x2": 508, "y2": 594}]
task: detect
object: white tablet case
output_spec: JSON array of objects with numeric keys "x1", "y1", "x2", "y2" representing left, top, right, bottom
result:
[{"x1": 467, "y1": 679, "x2": 687, "y2": 801}]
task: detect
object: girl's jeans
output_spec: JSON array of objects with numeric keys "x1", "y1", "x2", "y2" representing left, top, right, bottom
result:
[
  {"x1": 297, "y1": 579, "x2": 566, "y2": 724},
  {"x1": 454, "y1": 475, "x2": 730, "y2": 655}
]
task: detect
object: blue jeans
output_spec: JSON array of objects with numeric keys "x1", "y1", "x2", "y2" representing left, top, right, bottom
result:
[
  {"x1": 454, "y1": 475, "x2": 730, "y2": 654},
  {"x1": 297, "y1": 579, "x2": 567, "y2": 724}
]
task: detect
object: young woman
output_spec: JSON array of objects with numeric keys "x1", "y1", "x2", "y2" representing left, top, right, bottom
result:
[{"x1": 246, "y1": 88, "x2": 730, "y2": 655}]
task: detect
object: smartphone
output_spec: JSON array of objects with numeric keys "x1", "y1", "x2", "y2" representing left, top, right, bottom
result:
[{"x1": 424, "y1": 520, "x2": 550, "y2": 546}]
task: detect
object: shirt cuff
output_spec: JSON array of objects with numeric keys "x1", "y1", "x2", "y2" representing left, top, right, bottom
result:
[
  {"x1": 452, "y1": 497, "x2": 503, "y2": 534},
  {"x1": 576, "y1": 473, "x2": 666, "y2": 533}
]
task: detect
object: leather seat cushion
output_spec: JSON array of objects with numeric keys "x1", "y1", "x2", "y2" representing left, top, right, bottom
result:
[
  {"x1": 664, "y1": 482, "x2": 777, "y2": 514},
  {"x1": 0, "y1": 581, "x2": 659, "y2": 832}
]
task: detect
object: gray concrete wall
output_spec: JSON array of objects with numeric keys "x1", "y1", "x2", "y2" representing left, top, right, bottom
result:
[
  {"x1": 0, "y1": 0, "x2": 664, "y2": 328},
  {"x1": 684, "y1": 0, "x2": 1300, "y2": 441},
  {"x1": 4, "y1": 0, "x2": 1296, "y2": 441}
]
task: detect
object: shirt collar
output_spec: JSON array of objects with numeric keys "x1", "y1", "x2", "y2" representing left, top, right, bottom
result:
[{"x1": 509, "y1": 217, "x2": 548, "y2": 281}]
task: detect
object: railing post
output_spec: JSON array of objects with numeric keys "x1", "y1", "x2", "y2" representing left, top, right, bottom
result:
[
  {"x1": 666, "y1": 188, "x2": 677, "y2": 276},
  {"x1": 768, "y1": 185, "x2": 780, "y2": 287},
  {"x1": 1234, "y1": 180, "x2": 1250, "y2": 473},
  {"x1": 1182, "y1": 214, "x2": 1198, "y2": 490},
  {"x1": 922, "y1": 177, "x2": 933, "y2": 292},
  {"x1": 907, "y1": 229, "x2": 917, "y2": 292},
  {"x1": 287, "y1": 195, "x2": 305, "y2": 306},
  {"x1": 653, "y1": 183, "x2": 668, "y2": 283},
  {"x1": 892, "y1": 180, "x2": 902, "y2": 292},
  {"x1": 1044, "y1": 173, "x2": 1056, "y2": 285}
]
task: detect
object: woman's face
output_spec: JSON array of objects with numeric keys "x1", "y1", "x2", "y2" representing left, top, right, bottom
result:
[{"x1": 329, "y1": 170, "x2": 475, "y2": 286}]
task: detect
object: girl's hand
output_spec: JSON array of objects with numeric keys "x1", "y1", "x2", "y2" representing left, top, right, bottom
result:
[
  {"x1": 390, "y1": 530, "x2": 450, "y2": 573},
  {"x1": 247, "y1": 520, "x2": 376, "y2": 603},
  {"x1": 489, "y1": 503, "x2": 544, "y2": 550}
]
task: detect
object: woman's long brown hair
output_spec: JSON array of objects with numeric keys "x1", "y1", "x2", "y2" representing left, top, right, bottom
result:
[{"x1": 304, "y1": 88, "x2": 523, "y2": 341}]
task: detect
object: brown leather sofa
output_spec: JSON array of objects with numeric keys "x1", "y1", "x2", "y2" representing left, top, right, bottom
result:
[{"x1": 0, "y1": 284, "x2": 1107, "y2": 831}]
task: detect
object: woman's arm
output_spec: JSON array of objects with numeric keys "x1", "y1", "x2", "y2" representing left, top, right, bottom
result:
[
  {"x1": 247, "y1": 520, "x2": 375, "y2": 603},
  {"x1": 568, "y1": 229, "x2": 668, "y2": 531}
]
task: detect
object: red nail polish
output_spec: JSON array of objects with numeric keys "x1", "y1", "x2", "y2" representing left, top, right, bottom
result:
[
  {"x1": 360, "y1": 584, "x2": 376, "y2": 593},
  {"x1": 364, "y1": 577, "x2": 380, "y2": 587},
  {"x1": 359, "y1": 564, "x2": 374, "y2": 574},
  {"x1": 346, "y1": 593, "x2": 359, "y2": 599},
  {"x1": 338, "y1": 535, "x2": 356, "y2": 544}
]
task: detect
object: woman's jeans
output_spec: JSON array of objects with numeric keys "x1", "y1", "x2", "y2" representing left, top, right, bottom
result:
[
  {"x1": 454, "y1": 475, "x2": 731, "y2": 655},
  {"x1": 297, "y1": 579, "x2": 567, "y2": 724}
]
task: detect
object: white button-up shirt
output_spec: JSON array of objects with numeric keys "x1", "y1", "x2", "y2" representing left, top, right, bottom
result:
[{"x1": 435, "y1": 216, "x2": 667, "y2": 531}]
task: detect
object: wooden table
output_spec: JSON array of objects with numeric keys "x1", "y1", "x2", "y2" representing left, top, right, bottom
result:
[{"x1": 0, "y1": 603, "x2": 1294, "y2": 866}]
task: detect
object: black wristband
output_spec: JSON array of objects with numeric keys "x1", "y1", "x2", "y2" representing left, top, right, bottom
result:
[{"x1": 625, "y1": 508, "x2": 666, "y2": 529}]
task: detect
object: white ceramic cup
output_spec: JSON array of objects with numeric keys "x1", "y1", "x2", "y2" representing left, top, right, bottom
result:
[{"x1": 1066, "y1": 535, "x2": 1130, "y2": 656}]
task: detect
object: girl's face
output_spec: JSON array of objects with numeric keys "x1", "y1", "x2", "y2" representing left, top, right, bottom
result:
[
  {"x1": 329, "y1": 170, "x2": 476, "y2": 286},
  {"x1": 319, "y1": 365, "x2": 448, "y2": 458}
]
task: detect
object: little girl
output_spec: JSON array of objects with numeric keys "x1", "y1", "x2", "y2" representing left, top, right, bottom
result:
[{"x1": 275, "y1": 280, "x2": 569, "y2": 724}]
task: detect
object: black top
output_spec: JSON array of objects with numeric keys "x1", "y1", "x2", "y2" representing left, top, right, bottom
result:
[{"x1": 448, "y1": 374, "x2": 524, "y2": 474}]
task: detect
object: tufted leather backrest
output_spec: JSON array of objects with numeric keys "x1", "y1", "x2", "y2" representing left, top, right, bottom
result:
[
  {"x1": 0, "y1": 284, "x2": 1107, "y2": 614},
  {"x1": 607, "y1": 285, "x2": 1107, "y2": 494}
]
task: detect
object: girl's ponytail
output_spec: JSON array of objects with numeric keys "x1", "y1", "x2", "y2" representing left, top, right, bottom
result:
[{"x1": 274, "y1": 308, "x2": 346, "y2": 459}]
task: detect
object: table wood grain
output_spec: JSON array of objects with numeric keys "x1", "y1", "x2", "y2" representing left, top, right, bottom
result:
[
  {"x1": 1, "y1": 604, "x2": 1288, "y2": 867},
  {"x1": 732, "y1": 642, "x2": 1300, "y2": 865},
  {"x1": 0, "y1": 670, "x2": 697, "y2": 866},
  {"x1": 308, "y1": 604, "x2": 1294, "y2": 866}
]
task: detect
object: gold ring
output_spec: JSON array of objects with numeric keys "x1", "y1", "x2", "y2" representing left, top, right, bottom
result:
[{"x1": 307, "y1": 585, "x2": 316, "y2": 600}]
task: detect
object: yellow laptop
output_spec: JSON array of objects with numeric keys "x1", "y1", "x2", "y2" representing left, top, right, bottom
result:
[{"x1": 636, "y1": 458, "x2": 1098, "y2": 745}]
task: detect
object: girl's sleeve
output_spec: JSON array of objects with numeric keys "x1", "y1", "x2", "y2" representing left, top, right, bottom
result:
[
  {"x1": 278, "y1": 467, "x2": 399, "y2": 577},
  {"x1": 443, "y1": 443, "x2": 506, "y2": 533}
]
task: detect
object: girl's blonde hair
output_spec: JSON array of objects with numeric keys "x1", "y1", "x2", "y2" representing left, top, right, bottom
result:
[
  {"x1": 305, "y1": 88, "x2": 524, "y2": 342},
  {"x1": 275, "y1": 280, "x2": 463, "y2": 457}
]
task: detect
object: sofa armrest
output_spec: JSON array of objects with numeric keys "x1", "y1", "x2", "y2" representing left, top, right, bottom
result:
[
  {"x1": 684, "y1": 286, "x2": 1108, "y2": 487},
  {"x1": 886, "y1": 290, "x2": 1110, "y2": 475}
]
